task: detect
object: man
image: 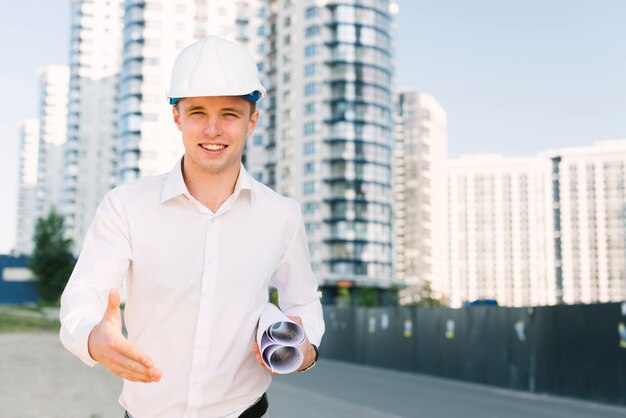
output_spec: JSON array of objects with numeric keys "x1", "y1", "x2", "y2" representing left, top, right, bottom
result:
[{"x1": 60, "y1": 36, "x2": 324, "y2": 418}]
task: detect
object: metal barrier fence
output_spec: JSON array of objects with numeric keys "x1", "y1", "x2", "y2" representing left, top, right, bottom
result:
[{"x1": 321, "y1": 303, "x2": 626, "y2": 406}]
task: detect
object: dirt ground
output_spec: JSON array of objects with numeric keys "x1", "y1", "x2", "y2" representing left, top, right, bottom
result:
[{"x1": 0, "y1": 332, "x2": 124, "y2": 418}]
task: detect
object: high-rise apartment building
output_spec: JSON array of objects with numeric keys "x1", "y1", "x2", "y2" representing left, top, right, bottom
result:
[
  {"x1": 247, "y1": 0, "x2": 398, "y2": 292},
  {"x1": 117, "y1": 0, "x2": 260, "y2": 185},
  {"x1": 544, "y1": 140, "x2": 626, "y2": 304},
  {"x1": 15, "y1": 119, "x2": 40, "y2": 255},
  {"x1": 447, "y1": 141, "x2": 626, "y2": 308},
  {"x1": 36, "y1": 65, "x2": 70, "y2": 220},
  {"x1": 447, "y1": 155, "x2": 552, "y2": 307},
  {"x1": 393, "y1": 91, "x2": 448, "y2": 303},
  {"x1": 62, "y1": 0, "x2": 124, "y2": 251}
]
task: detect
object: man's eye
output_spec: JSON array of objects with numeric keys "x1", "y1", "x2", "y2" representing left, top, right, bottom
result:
[
  {"x1": 224, "y1": 113, "x2": 238, "y2": 118},
  {"x1": 191, "y1": 111, "x2": 204, "y2": 116}
]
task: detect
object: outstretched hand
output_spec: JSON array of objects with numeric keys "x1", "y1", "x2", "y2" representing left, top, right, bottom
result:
[{"x1": 88, "y1": 289, "x2": 162, "y2": 383}]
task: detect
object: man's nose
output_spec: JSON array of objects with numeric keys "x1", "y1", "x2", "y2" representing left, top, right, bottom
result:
[{"x1": 203, "y1": 117, "x2": 223, "y2": 136}]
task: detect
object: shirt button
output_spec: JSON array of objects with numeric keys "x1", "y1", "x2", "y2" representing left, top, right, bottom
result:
[{"x1": 210, "y1": 218, "x2": 216, "y2": 223}]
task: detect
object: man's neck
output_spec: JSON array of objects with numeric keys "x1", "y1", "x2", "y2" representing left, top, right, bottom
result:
[{"x1": 181, "y1": 158, "x2": 240, "y2": 213}]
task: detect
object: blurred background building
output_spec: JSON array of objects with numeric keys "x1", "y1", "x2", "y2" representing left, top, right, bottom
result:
[
  {"x1": 15, "y1": 119, "x2": 40, "y2": 255},
  {"x1": 447, "y1": 154, "x2": 551, "y2": 307},
  {"x1": 248, "y1": 0, "x2": 399, "y2": 300},
  {"x1": 35, "y1": 66, "x2": 70, "y2": 222},
  {"x1": 544, "y1": 140, "x2": 626, "y2": 305},
  {"x1": 393, "y1": 90, "x2": 448, "y2": 305},
  {"x1": 62, "y1": 0, "x2": 124, "y2": 252}
]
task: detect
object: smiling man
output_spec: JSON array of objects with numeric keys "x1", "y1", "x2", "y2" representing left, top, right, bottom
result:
[{"x1": 60, "y1": 36, "x2": 324, "y2": 418}]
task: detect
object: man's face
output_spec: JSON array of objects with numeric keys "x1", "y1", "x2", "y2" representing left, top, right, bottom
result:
[{"x1": 173, "y1": 96, "x2": 258, "y2": 178}]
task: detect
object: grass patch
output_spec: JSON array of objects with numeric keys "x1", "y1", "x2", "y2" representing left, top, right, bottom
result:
[{"x1": 0, "y1": 313, "x2": 59, "y2": 333}]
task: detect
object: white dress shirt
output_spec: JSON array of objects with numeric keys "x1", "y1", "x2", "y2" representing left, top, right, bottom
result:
[{"x1": 60, "y1": 159, "x2": 325, "y2": 418}]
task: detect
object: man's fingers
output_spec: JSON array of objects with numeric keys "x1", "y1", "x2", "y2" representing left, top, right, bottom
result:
[
  {"x1": 119, "y1": 339, "x2": 155, "y2": 369},
  {"x1": 287, "y1": 315, "x2": 303, "y2": 326},
  {"x1": 111, "y1": 352, "x2": 150, "y2": 374},
  {"x1": 116, "y1": 339, "x2": 162, "y2": 380},
  {"x1": 251, "y1": 343, "x2": 278, "y2": 376},
  {"x1": 110, "y1": 363, "x2": 155, "y2": 383},
  {"x1": 110, "y1": 352, "x2": 161, "y2": 382}
]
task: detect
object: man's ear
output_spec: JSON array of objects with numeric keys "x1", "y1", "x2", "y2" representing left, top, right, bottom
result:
[
  {"x1": 246, "y1": 110, "x2": 259, "y2": 137},
  {"x1": 172, "y1": 105, "x2": 182, "y2": 131}
]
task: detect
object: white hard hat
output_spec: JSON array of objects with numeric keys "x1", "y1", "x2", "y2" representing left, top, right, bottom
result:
[{"x1": 167, "y1": 36, "x2": 266, "y2": 105}]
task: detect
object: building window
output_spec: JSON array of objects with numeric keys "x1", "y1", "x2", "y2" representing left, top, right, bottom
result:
[
  {"x1": 303, "y1": 202, "x2": 317, "y2": 215},
  {"x1": 305, "y1": 6, "x2": 319, "y2": 18},
  {"x1": 304, "y1": 63, "x2": 316, "y2": 77},
  {"x1": 253, "y1": 135, "x2": 263, "y2": 146},
  {"x1": 304, "y1": 141, "x2": 315, "y2": 155},
  {"x1": 304, "y1": 102, "x2": 316, "y2": 115},
  {"x1": 304, "y1": 121, "x2": 317, "y2": 135},
  {"x1": 304, "y1": 162, "x2": 315, "y2": 175},
  {"x1": 283, "y1": 72, "x2": 291, "y2": 83},
  {"x1": 305, "y1": 25, "x2": 319, "y2": 38},
  {"x1": 282, "y1": 128, "x2": 294, "y2": 141},
  {"x1": 284, "y1": 16, "x2": 291, "y2": 27},
  {"x1": 304, "y1": 83, "x2": 317, "y2": 96},
  {"x1": 304, "y1": 44, "x2": 317, "y2": 57},
  {"x1": 304, "y1": 181, "x2": 316, "y2": 195}
]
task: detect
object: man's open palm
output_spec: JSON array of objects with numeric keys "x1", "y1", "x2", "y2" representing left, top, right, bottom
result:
[{"x1": 88, "y1": 289, "x2": 162, "y2": 383}]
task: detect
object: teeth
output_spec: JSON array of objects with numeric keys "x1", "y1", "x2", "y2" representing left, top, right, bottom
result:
[{"x1": 201, "y1": 144, "x2": 225, "y2": 151}]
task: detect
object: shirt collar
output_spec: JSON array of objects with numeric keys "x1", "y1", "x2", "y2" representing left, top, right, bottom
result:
[{"x1": 160, "y1": 157, "x2": 255, "y2": 205}]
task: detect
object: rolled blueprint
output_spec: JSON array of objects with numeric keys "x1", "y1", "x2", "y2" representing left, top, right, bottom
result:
[{"x1": 256, "y1": 303, "x2": 305, "y2": 374}]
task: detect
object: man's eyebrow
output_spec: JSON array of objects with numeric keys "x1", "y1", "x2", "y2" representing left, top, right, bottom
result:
[
  {"x1": 186, "y1": 106, "x2": 206, "y2": 113},
  {"x1": 222, "y1": 107, "x2": 245, "y2": 115}
]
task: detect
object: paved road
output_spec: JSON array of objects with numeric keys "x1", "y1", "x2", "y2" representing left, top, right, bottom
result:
[
  {"x1": 2, "y1": 333, "x2": 625, "y2": 418},
  {"x1": 269, "y1": 360, "x2": 626, "y2": 418}
]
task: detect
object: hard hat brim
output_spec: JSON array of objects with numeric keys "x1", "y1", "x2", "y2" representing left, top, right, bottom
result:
[{"x1": 169, "y1": 90, "x2": 262, "y2": 105}]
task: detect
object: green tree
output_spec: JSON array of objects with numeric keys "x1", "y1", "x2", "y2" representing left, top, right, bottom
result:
[
  {"x1": 384, "y1": 284, "x2": 400, "y2": 306},
  {"x1": 336, "y1": 286, "x2": 351, "y2": 307},
  {"x1": 399, "y1": 280, "x2": 448, "y2": 307},
  {"x1": 269, "y1": 287, "x2": 279, "y2": 307},
  {"x1": 356, "y1": 286, "x2": 380, "y2": 307},
  {"x1": 416, "y1": 280, "x2": 444, "y2": 308},
  {"x1": 30, "y1": 209, "x2": 75, "y2": 304}
]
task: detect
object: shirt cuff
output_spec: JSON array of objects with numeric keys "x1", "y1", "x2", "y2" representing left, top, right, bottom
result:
[
  {"x1": 300, "y1": 315, "x2": 324, "y2": 347},
  {"x1": 60, "y1": 318, "x2": 100, "y2": 367}
]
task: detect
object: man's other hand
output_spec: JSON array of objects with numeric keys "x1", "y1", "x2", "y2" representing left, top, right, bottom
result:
[
  {"x1": 88, "y1": 289, "x2": 162, "y2": 383},
  {"x1": 287, "y1": 315, "x2": 317, "y2": 372},
  {"x1": 251, "y1": 315, "x2": 316, "y2": 375}
]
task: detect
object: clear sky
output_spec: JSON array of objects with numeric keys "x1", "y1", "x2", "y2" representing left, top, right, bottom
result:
[{"x1": 1, "y1": 0, "x2": 625, "y2": 253}]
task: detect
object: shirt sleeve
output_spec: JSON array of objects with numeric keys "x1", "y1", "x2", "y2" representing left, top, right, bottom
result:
[
  {"x1": 59, "y1": 190, "x2": 132, "y2": 366},
  {"x1": 270, "y1": 208, "x2": 325, "y2": 347}
]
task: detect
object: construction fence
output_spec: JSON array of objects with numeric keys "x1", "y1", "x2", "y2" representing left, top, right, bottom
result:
[{"x1": 321, "y1": 303, "x2": 626, "y2": 406}]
